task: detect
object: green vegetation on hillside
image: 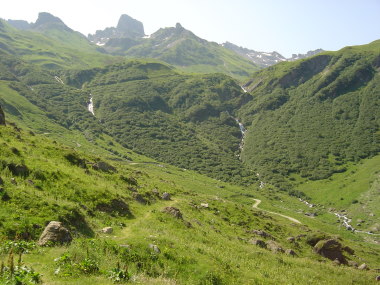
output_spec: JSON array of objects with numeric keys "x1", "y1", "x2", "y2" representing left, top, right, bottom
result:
[
  {"x1": 103, "y1": 24, "x2": 260, "y2": 81},
  {"x1": 240, "y1": 40, "x2": 380, "y2": 189},
  {"x1": 0, "y1": 19, "x2": 116, "y2": 69},
  {"x1": 0, "y1": 18, "x2": 379, "y2": 284},
  {"x1": 67, "y1": 60, "x2": 256, "y2": 184},
  {"x1": 0, "y1": 123, "x2": 379, "y2": 285}
]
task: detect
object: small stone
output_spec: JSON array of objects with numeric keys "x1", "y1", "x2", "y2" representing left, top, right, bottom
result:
[
  {"x1": 249, "y1": 239, "x2": 267, "y2": 248},
  {"x1": 162, "y1": 207, "x2": 182, "y2": 219},
  {"x1": 296, "y1": 234, "x2": 306, "y2": 240},
  {"x1": 285, "y1": 249, "x2": 297, "y2": 256},
  {"x1": 133, "y1": 193, "x2": 147, "y2": 204},
  {"x1": 162, "y1": 192, "x2": 171, "y2": 200},
  {"x1": 266, "y1": 240, "x2": 284, "y2": 253},
  {"x1": 200, "y1": 203, "x2": 209, "y2": 208},
  {"x1": 10, "y1": 178, "x2": 16, "y2": 184},
  {"x1": 287, "y1": 237, "x2": 295, "y2": 243},
  {"x1": 149, "y1": 244, "x2": 160, "y2": 253},
  {"x1": 333, "y1": 258, "x2": 341, "y2": 265},
  {"x1": 375, "y1": 276, "x2": 380, "y2": 281},
  {"x1": 358, "y1": 263, "x2": 368, "y2": 270},
  {"x1": 251, "y1": 230, "x2": 273, "y2": 239},
  {"x1": 347, "y1": 261, "x2": 358, "y2": 268},
  {"x1": 101, "y1": 227, "x2": 113, "y2": 234}
]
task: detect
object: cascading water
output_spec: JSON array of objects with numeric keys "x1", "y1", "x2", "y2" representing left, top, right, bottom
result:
[{"x1": 88, "y1": 94, "x2": 95, "y2": 116}]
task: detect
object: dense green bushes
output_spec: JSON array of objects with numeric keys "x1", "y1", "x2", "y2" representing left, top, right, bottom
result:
[{"x1": 240, "y1": 41, "x2": 380, "y2": 187}]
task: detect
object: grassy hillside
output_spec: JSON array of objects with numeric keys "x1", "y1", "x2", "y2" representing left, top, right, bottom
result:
[
  {"x1": 0, "y1": 20, "x2": 379, "y2": 283},
  {"x1": 0, "y1": 20, "x2": 116, "y2": 69},
  {"x1": 239, "y1": 40, "x2": 380, "y2": 189},
  {"x1": 60, "y1": 59, "x2": 255, "y2": 185},
  {"x1": 0, "y1": 120, "x2": 379, "y2": 284},
  {"x1": 104, "y1": 24, "x2": 260, "y2": 81}
]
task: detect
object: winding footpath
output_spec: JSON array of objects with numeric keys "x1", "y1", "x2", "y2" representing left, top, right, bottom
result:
[{"x1": 252, "y1": 199, "x2": 302, "y2": 224}]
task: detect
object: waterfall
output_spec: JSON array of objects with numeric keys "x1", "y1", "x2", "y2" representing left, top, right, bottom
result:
[{"x1": 88, "y1": 94, "x2": 95, "y2": 116}]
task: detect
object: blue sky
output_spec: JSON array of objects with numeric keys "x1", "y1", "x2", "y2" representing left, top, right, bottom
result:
[{"x1": 1, "y1": 0, "x2": 379, "y2": 57}]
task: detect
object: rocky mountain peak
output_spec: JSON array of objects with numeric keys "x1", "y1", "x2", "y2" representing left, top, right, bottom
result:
[
  {"x1": 33, "y1": 12, "x2": 72, "y2": 32},
  {"x1": 175, "y1": 23, "x2": 184, "y2": 30},
  {"x1": 116, "y1": 14, "x2": 144, "y2": 37},
  {"x1": 88, "y1": 14, "x2": 145, "y2": 46}
]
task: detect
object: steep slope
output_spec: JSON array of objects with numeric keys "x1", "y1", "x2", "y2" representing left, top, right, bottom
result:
[
  {"x1": 124, "y1": 23, "x2": 260, "y2": 80},
  {"x1": 0, "y1": 117, "x2": 379, "y2": 285},
  {"x1": 62, "y1": 59, "x2": 256, "y2": 184},
  {"x1": 88, "y1": 14, "x2": 145, "y2": 46},
  {"x1": 90, "y1": 17, "x2": 260, "y2": 80},
  {"x1": 0, "y1": 15, "x2": 114, "y2": 69},
  {"x1": 0, "y1": 45, "x2": 256, "y2": 185},
  {"x1": 31, "y1": 12, "x2": 96, "y2": 52},
  {"x1": 239, "y1": 40, "x2": 380, "y2": 189}
]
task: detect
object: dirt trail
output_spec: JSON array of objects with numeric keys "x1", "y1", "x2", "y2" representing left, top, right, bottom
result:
[{"x1": 252, "y1": 199, "x2": 301, "y2": 224}]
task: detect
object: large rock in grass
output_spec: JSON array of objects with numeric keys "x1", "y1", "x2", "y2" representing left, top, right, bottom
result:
[
  {"x1": 163, "y1": 207, "x2": 183, "y2": 219},
  {"x1": 0, "y1": 105, "x2": 5, "y2": 125},
  {"x1": 38, "y1": 221, "x2": 72, "y2": 246},
  {"x1": 92, "y1": 161, "x2": 116, "y2": 172},
  {"x1": 313, "y1": 239, "x2": 346, "y2": 264},
  {"x1": 266, "y1": 240, "x2": 284, "y2": 253}
]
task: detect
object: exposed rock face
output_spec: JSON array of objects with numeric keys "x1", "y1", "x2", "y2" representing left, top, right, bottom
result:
[
  {"x1": 38, "y1": 221, "x2": 72, "y2": 246},
  {"x1": 223, "y1": 41, "x2": 324, "y2": 68},
  {"x1": 163, "y1": 207, "x2": 182, "y2": 219},
  {"x1": 289, "y1": 49, "x2": 325, "y2": 61},
  {"x1": 32, "y1": 12, "x2": 72, "y2": 32},
  {"x1": 88, "y1": 14, "x2": 145, "y2": 46},
  {"x1": 0, "y1": 105, "x2": 5, "y2": 125},
  {"x1": 117, "y1": 14, "x2": 145, "y2": 37},
  {"x1": 313, "y1": 239, "x2": 346, "y2": 264}
]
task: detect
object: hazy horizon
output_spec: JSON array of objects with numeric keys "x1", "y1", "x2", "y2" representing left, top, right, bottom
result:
[{"x1": 1, "y1": 0, "x2": 379, "y2": 57}]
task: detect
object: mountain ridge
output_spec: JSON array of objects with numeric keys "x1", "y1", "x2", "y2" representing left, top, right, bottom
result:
[{"x1": 223, "y1": 41, "x2": 325, "y2": 67}]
